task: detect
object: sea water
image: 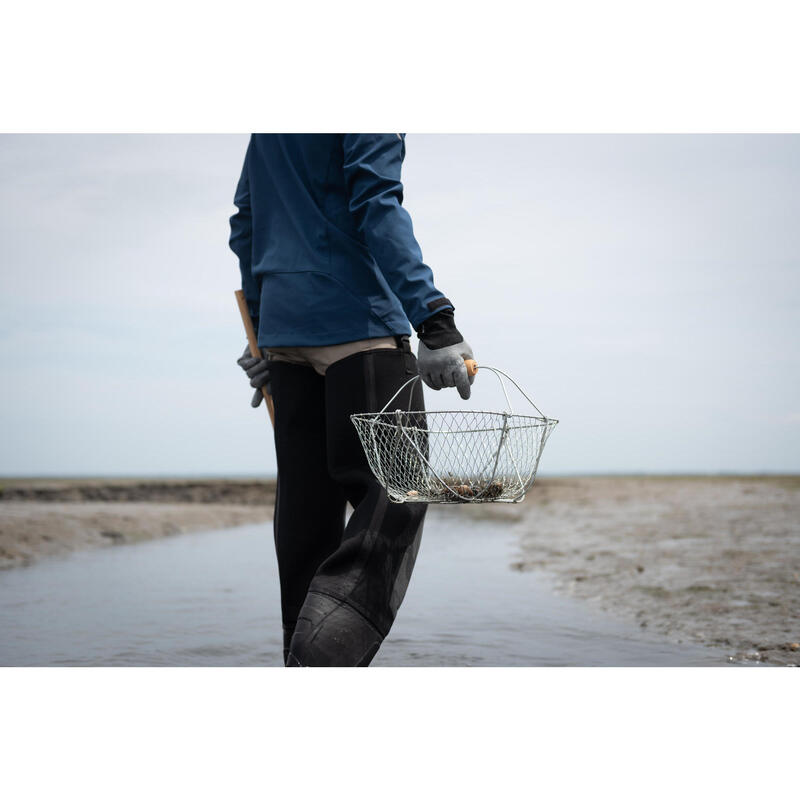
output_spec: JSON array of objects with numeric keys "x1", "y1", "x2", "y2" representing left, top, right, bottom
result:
[{"x1": 0, "y1": 512, "x2": 730, "y2": 666}]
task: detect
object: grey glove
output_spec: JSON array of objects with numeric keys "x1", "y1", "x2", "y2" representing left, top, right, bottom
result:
[
  {"x1": 416, "y1": 309, "x2": 475, "y2": 400},
  {"x1": 236, "y1": 345, "x2": 272, "y2": 408}
]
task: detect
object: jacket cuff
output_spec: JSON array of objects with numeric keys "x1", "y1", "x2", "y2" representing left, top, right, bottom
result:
[
  {"x1": 413, "y1": 296, "x2": 455, "y2": 331},
  {"x1": 416, "y1": 308, "x2": 464, "y2": 350}
]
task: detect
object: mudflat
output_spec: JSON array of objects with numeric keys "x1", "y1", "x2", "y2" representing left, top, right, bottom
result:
[
  {"x1": 2, "y1": 475, "x2": 798, "y2": 665},
  {"x1": 0, "y1": 479, "x2": 275, "y2": 569},
  {"x1": 506, "y1": 475, "x2": 800, "y2": 666}
]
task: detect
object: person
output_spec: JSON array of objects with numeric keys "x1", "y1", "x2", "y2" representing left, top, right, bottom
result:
[{"x1": 229, "y1": 134, "x2": 474, "y2": 666}]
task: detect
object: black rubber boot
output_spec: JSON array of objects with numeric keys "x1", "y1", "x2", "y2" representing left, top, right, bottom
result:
[{"x1": 286, "y1": 592, "x2": 383, "y2": 667}]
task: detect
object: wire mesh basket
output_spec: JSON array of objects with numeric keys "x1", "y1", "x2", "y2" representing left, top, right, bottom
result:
[{"x1": 351, "y1": 366, "x2": 558, "y2": 504}]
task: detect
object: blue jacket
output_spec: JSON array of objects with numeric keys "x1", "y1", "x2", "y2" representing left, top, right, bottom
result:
[{"x1": 229, "y1": 134, "x2": 452, "y2": 347}]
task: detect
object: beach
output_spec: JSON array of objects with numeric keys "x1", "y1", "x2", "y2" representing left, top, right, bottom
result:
[
  {"x1": 1, "y1": 475, "x2": 798, "y2": 665},
  {"x1": 509, "y1": 476, "x2": 800, "y2": 665},
  {"x1": 0, "y1": 479, "x2": 275, "y2": 569}
]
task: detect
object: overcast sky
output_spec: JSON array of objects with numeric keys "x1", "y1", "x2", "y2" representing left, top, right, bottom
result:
[{"x1": 1, "y1": 134, "x2": 798, "y2": 477}]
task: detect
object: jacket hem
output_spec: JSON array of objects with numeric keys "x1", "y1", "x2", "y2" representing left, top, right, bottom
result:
[{"x1": 258, "y1": 327, "x2": 412, "y2": 349}]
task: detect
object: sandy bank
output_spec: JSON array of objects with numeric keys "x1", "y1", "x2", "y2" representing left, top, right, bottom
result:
[
  {"x1": 0, "y1": 479, "x2": 275, "y2": 569},
  {"x1": 0, "y1": 477, "x2": 276, "y2": 505},
  {"x1": 512, "y1": 476, "x2": 800, "y2": 666}
]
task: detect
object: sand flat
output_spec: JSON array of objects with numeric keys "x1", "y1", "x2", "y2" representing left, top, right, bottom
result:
[
  {"x1": 0, "y1": 501, "x2": 273, "y2": 569},
  {"x1": 511, "y1": 476, "x2": 800, "y2": 665},
  {"x1": 0, "y1": 478, "x2": 275, "y2": 569}
]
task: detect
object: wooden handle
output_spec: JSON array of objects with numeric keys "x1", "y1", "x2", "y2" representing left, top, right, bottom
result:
[
  {"x1": 235, "y1": 290, "x2": 275, "y2": 428},
  {"x1": 464, "y1": 358, "x2": 478, "y2": 377}
]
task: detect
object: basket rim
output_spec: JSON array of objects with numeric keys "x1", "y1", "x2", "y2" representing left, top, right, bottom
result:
[{"x1": 351, "y1": 410, "x2": 559, "y2": 426}]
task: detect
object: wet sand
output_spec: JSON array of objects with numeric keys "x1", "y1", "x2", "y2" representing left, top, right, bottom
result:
[
  {"x1": 2, "y1": 475, "x2": 798, "y2": 665},
  {"x1": 0, "y1": 479, "x2": 275, "y2": 569},
  {"x1": 506, "y1": 476, "x2": 800, "y2": 666}
]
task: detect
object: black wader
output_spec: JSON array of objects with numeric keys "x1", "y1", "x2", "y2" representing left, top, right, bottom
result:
[{"x1": 268, "y1": 344, "x2": 426, "y2": 666}]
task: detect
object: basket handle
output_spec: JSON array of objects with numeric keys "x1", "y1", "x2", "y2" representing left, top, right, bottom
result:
[
  {"x1": 477, "y1": 366, "x2": 547, "y2": 418},
  {"x1": 378, "y1": 357, "x2": 477, "y2": 413},
  {"x1": 378, "y1": 358, "x2": 549, "y2": 419}
]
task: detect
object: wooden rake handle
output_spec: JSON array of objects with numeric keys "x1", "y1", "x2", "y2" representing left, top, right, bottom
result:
[{"x1": 235, "y1": 290, "x2": 275, "y2": 428}]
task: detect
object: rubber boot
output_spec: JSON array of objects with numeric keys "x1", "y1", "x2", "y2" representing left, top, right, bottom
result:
[{"x1": 286, "y1": 592, "x2": 383, "y2": 667}]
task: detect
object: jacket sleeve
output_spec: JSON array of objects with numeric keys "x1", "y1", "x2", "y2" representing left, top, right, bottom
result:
[
  {"x1": 342, "y1": 134, "x2": 453, "y2": 330},
  {"x1": 229, "y1": 139, "x2": 260, "y2": 330}
]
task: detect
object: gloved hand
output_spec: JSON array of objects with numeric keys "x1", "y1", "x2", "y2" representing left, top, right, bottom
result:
[
  {"x1": 236, "y1": 344, "x2": 272, "y2": 408},
  {"x1": 416, "y1": 309, "x2": 475, "y2": 400}
]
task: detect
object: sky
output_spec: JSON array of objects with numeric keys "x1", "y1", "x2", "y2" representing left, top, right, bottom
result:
[{"x1": 0, "y1": 134, "x2": 798, "y2": 477}]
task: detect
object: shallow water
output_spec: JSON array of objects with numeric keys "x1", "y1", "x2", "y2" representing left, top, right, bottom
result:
[{"x1": 0, "y1": 512, "x2": 731, "y2": 666}]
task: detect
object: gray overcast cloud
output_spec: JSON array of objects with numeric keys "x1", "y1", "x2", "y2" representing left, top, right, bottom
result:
[{"x1": 1, "y1": 134, "x2": 798, "y2": 476}]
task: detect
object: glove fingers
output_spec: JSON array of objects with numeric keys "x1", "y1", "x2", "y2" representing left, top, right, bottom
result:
[
  {"x1": 247, "y1": 363, "x2": 270, "y2": 384},
  {"x1": 422, "y1": 372, "x2": 442, "y2": 390},
  {"x1": 458, "y1": 342, "x2": 475, "y2": 386},
  {"x1": 251, "y1": 388, "x2": 264, "y2": 408},
  {"x1": 238, "y1": 345, "x2": 256, "y2": 365},
  {"x1": 238, "y1": 344, "x2": 270, "y2": 370},
  {"x1": 453, "y1": 366, "x2": 471, "y2": 400},
  {"x1": 417, "y1": 340, "x2": 476, "y2": 397}
]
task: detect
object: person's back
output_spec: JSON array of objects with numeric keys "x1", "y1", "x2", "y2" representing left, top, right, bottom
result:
[{"x1": 231, "y1": 134, "x2": 453, "y2": 347}]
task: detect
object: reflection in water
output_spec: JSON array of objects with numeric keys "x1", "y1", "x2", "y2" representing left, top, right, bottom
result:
[{"x1": 0, "y1": 514, "x2": 729, "y2": 666}]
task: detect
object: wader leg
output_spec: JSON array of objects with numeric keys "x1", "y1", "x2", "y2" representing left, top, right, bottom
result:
[
  {"x1": 269, "y1": 361, "x2": 347, "y2": 665},
  {"x1": 287, "y1": 347, "x2": 427, "y2": 667}
]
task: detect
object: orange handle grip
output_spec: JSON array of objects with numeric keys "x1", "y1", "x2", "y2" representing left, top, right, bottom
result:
[{"x1": 464, "y1": 359, "x2": 478, "y2": 377}]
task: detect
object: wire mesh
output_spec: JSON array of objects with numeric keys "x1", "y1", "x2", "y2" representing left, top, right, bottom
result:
[{"x1": 351, "y1": 408, "x2": 558, "y2": 504}]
